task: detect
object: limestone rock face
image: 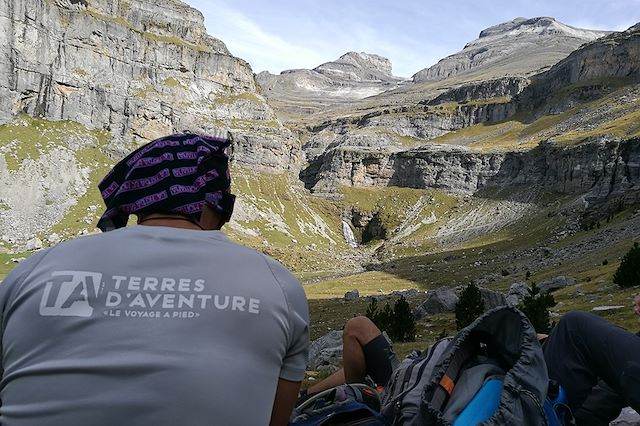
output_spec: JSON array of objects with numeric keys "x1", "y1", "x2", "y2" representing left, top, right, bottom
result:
[
  {"x1": 488, "y1": 139, "x2": 640, "y2": 205},
  {"x1": 304, "y1": 136, "x2": 640, "y2": 206},
  {"x1": 304, "y1": 143, "x2": 506, "y2": 194},
  {"x1": 0, "y1": 0, "x2": 300, "y2": 171},
  {"x1": 427, "y1": 77, "x2": 529, "y2": 105},
  {"x1": 413, "y1": 17, "x2": 608, "y2": 83},
  {"x1": 520, "y1": 24, "x2": 640, "y2": 107}
]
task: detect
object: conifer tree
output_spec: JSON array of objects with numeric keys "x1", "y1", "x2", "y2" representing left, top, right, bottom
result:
[
  {"x1": 365, "y1": 296, "x2": 417, "y2": 342},
  {"x1": 390, "y1": 296, "x2": 416, "y2": 342},
  {"x1": 365, "y1": 298, "x2": 379, "y2": 321},
  {"x1": 378, "y1": 302, "x2": 394, "y2": 336},
  {"x1": 455, "y1": 283, "x2": 485, "y2": 330},
  {"x1": 518, "y1": 283, "x2": 556, "y2": 333},
  {"x1": 613, "y1": 242, "x2": 640, "y2": 288}
]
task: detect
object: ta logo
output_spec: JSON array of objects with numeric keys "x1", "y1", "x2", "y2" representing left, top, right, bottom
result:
[{"x1": 39, "y1": 271, "x2": 104, "y2": 317}]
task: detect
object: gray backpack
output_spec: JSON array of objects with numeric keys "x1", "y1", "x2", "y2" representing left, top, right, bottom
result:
[
  {"x1": 380, "y1": 337, "x2": 453, "y2": 424},
  {"x1": 418, "y1": 306, "x2": 550, "y2": 425}
]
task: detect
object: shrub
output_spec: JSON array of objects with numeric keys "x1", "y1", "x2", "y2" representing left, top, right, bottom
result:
[
  {"x1": 518, "y1": 283, "x2": 556, "y2": 333},
  {"x1": 365, "y1": 296, "x2": 416, "y2": 342},
  {"x1": 365, "y1": 298, "x2": 380, "y2": 322},
  {"x1": 455, "y1": 283, "x2": 485, "y2": 330},
  {"x1": 613, "y1": 243, "x2": 640, "y2": 288}
]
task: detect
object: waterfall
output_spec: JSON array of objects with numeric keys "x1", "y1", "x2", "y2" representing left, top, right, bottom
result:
[{"x1": 342, "y1": 221, "x2": 358, "y2": 248}]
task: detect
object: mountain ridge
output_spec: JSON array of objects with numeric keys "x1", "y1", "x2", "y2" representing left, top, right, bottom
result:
[{"x1": 413, "y1": 16, "x2": 609, "y2": 83}]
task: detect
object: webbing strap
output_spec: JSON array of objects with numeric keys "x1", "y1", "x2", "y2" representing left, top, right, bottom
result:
[
  {"x1": 430, "y1": 339, "x2": 473, "y2": 410},
  {"x1": 440, "y1": 374, "x2": 455, "y2": 395}
]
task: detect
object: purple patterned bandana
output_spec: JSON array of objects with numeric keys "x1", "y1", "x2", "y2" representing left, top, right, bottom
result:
[{"x1": 97, "y1": 132, "x2": 235, "y2": 231}]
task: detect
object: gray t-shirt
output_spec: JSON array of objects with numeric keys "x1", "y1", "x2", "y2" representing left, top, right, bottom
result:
[{"x1": 0, "y1": 226, "x2": 309, "y2": 425}]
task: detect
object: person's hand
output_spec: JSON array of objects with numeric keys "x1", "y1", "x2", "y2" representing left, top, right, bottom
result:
[{"x1": 634, "y1": 294, "x2": 640, "y2": 317}]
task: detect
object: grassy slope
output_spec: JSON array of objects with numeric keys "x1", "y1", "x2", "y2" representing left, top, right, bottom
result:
[
  {"x1": 305, "y1": 204, "x2": 639, "y2": 354},
  {"x1": 0, "y1": 162, "x2": 356, "y2": 281},
  {"x1": 226, "y1": 168, "x2": 356, "y2": 275},
  {"x1": 0, "y1": 116, "x2": 115, "y2": 243},
  {"x1": 429, "y1": 79, "x2": 640, "y2": 151}
]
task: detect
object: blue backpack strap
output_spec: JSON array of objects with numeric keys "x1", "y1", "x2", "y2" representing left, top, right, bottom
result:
[
  {"x1": 290, "y1": 384, "x2": 385, "y2": 425},
  {"x1": 453, "y1": 377, "x2": 504, "y2": 426}
]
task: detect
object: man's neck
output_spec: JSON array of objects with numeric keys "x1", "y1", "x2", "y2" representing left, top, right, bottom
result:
[{"x1": 137, "y1": 214, "x2": 204, "y2": 230}]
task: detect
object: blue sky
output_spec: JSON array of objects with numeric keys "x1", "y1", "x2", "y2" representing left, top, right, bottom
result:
[{"x1": 184, "y1": 0, "x2": 640, "y2": 78}]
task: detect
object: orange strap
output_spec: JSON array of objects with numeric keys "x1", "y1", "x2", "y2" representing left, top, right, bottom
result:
[{"x1": 440, "y1": 374, "x2": 455, "y2": 395}]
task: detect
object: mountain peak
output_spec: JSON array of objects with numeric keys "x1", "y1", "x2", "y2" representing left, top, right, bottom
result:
[
  {"x1": 313, "y1": 52, "x2": 395, "y2": 80},
  {"x1": 476, "y1": 17, "x2": 605, "y2": 43}
]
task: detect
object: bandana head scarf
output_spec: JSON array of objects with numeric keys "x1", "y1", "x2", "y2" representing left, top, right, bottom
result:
[{"x1": 97, "y1": 132, "x2": 235, "y2": 232}]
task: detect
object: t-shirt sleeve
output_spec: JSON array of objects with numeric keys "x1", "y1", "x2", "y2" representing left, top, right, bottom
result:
[
  {"x1": 0, "y1": 249, "x2": 51, "y2": 308},
  {"x1": 0, "y1": 249, "x2": 51, "y2": 372},
  {"x1": 264, "y1": 256, "x2": 310, "y2": 382}
]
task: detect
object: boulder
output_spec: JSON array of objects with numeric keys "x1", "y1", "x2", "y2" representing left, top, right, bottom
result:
[
  {"x1": 539, "y1": 247, "x2": 554, "y2": 257},
  {"x1": 479, "y1": 287, "x2": 508, "y2": 310},
  {"x1": 592, "y1": 305, "x2": 626, "y2": 312},
  {"x1": 506, "y1": 282, "x2": 531, "y2": 306},
  {"x1": 46, "y1": 233, "x2": 62, "y2": 245},
  {"x1": 611, "y1": 407, "x2": 640, "y2": 425},
  {"x1": 344, "y1": 289, "x2": 360, "y2": 301},
  {"x1": 474, "y1": 273, "x2": 502, "y2": 286},
  {"x1": 24, "y1": 237, "x2": 43, "y2": 251},
  {"x1": 413, "y1": 287, "x2": 459, "y2": 319},
  {"x1": 539, "y1": 276, "x2": 577, "y2": 294},
  {"x1": 391, "y1": 289, "x2": 419, "y2": 298},
  {"x1": 307, "y1": 330, "x2": 343, "y2": 370}
]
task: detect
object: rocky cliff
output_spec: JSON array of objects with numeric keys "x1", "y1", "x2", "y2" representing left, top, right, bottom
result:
[
  {"x1": 427, "y1": 77, "x2": 529, "y2": 105},
  {"x1": 413, "y1": 17, "x2": 608, "y2": 83},
  {"x1": 304, "y1": 137, "x2": 640, "y2": 207},
  {"x1": 0, "y1": 0, "x2": 340, "y2": 255},
  {"x1": 519, "y1": 24, "x2": 640, "y2": 110},
  {"x1": 0, "y1": 0, "x2": 300, "y2": 170}
]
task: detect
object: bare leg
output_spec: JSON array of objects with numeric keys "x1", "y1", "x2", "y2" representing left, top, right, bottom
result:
[
  {"x1": 307, "y1": 368, "x2": 346, "y2": 394},
  {"x1": 306, "y1": 317, "x2": 382, "y2": 394},
  {"x1": 343, "y1": 316, "x2": 382, "y2": 383}
]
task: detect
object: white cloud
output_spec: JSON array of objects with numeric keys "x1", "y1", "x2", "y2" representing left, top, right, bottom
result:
[
  {"x1": 185, "y1": 0, "x2": 454, "y2": 77},
  {"x1": 189, "y1": 0, "x2": 329, "y2": 73}
]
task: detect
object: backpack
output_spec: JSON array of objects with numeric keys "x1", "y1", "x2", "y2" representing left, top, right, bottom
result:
[
  {"x1": 417, "y1": 306, "x2": 550, "y2": 426},
  {"x1": 289, "y1": 383, "x2": 387, "y2": 426},
  {"x1": 380, "y1": 337, "x2": 453, "y2": 424}
]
